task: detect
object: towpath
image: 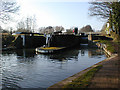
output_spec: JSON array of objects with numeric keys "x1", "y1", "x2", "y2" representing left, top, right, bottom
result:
[
  {"x1": 88, "y1": 54, "x2": 119, "y2": 88},
  {"x1": 88, "y1": 42, "x2": 120, "y2": 88}
]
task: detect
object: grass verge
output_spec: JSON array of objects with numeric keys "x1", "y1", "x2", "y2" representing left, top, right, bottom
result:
[
  {"x1": 93, "y1": 40, "x2": 116, "y2": 53},
  {"x1": 63, "y1": 65, "x2": 102, "y2": 89}
]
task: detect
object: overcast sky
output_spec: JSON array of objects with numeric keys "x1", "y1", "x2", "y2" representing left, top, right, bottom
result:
[{"x1": 2, "y1": 0, "x2": 107, "y2": 31}]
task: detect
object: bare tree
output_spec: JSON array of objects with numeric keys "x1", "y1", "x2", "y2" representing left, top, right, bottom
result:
[
  {"x1": 31, "y1": 15, "x2": 37, "y2": 33},
  {"x1": 89, "y1": 1, "x2": 120, "y2": 35},
  {"x1": 54, "y1": 26, "x2": 64, "y2": 32},
  {"x1": 25, "y1": 16, "x2": 37, "y2": 32},
  {"x1": 26, "y1": 17, "x2": 32, "y2": 31},
  {"x1": 17, "y1": 20, "x2": 26, "y2": 31},
  {"x1": 88, "y1": 2, "x2": 112, "y2": 19},
  {"x1": 0, "y1": 0, "x2": 19, "y2": 22},
  {"x1": 16, "y1": 18, "x2": 31, "y2": 32},
  {"x1": 17, "y1": 16, "x2": 37, "y2": 32}
]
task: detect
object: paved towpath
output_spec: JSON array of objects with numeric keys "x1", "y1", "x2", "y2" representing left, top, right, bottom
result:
[{"x1": 88, "y1": 54, "x2": 120, "y2": 88}]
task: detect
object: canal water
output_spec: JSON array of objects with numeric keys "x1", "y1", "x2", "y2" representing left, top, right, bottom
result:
[{"x1": 1, "y1": 44, "x2": 106, "y2": 89}]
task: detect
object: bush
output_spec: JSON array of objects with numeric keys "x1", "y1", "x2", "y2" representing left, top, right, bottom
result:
[
  {"x1": 2, "y1": 34, "x2": 15, "y2": 48},
  {"x1": 94, "y1": 40, "x2": 116, "y2": 53},
  {"x1": 110, "y1": 31, "x2": 120, "y2": 42}
]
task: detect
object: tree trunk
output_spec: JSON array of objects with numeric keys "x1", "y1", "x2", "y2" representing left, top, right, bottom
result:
[{"x1": 118, "y1": 24, "x2": 120, "y2": 35}]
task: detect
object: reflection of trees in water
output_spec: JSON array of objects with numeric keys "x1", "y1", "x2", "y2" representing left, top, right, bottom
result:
[
  {"x1": 78, "y1": 46, "x2": 104, "y2": 57},
  {"x1": 16, "y1": 49, "x2": 36, "y2": 58},
  {"x1": 88, "y1": 49, "x2": 104, "y2": 58},
  {"x1": 2, "y1": 50, "x2": 16, "y2": 55},
  {"x1": 36, "y1": 46, "x2": 105, "y2": 62},
  {"x1": 15, "y1": 49, "x2": 37, "y2": 64},
  {"x1": 81, "y1": 50, "x2": 85, "y2": 56},
  {"x1": 2, "y1": 49, "x2": 36, "y2": 64},
  {"x1": 2, "y1": 49, "x2": 36, "y2": 59},
  {"x1": 36, "y1": 49, "x2": 79, "y2": 69},
  {"x1": 43, "y1": 49, "x2": 79, "y2": 62}
]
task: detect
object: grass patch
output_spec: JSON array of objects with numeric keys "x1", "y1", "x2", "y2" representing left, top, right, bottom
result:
[
  {"x1": 40, "y1": 47, "x2": 65, "y2": 50},
  {"x1": 93, "y1": 40, "x2": 110, "y2": 44},
  {"x1": 106, "y1": 44, "x2": 115, "y2": 53},
  {"x1": 110, "y1": 31, "x2": 120, "y2": 42},
  {"x1": 93, "y1": 40, "x2": 116, "y2": 53},
  {"x1": 63, "y1": 65, "x2": 102, "y2": 89},
  {"x1": 34, "y1": 34, "x2": 44, "y2": 36},
  {"x1": 99, "y1": 40, "x2": 115, "y2": 53}
]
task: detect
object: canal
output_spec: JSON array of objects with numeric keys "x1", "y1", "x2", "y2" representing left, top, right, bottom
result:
[{"x1": 1, "y1": 44, "x2": 106, "y2": 89}]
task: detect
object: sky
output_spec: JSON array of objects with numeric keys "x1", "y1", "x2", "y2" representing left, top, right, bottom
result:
[{"x1": 2, "y1": 0, "x2": 107, "y2": 32}]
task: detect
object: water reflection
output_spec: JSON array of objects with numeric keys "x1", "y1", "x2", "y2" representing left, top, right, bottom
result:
[
  {"x1": 16, "y1": 49, "x2": 36, "y2": 58},
  {"x1": 44, "y1": 49, "x2": 79, "y2": 61},
  {"x1": 81, "y1": 50, "x2": 85, "y2": 56},
  {"x1": 1, "y1": 45, "x2": 106, "y2": 89},
  {"x1": 2, "y1": 49, "x2": 36, "y2": 58},
  {"x1": 2, "y1": 46, "x2": 105, "y2": 61},
  {"x1": 88, "y1": 49, "x2": 104, "y2": 58}
]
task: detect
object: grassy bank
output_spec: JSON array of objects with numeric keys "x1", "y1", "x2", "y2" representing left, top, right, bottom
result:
[
  {"x1": 93, "y1": 40, "x2": 117, "y2": 53},
  {"x1": 63, "y1": 65, "x2": 102, "y2": 89},
  {"x1": 93, "y1": 31, "x2": 120, "y2": 54}
]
